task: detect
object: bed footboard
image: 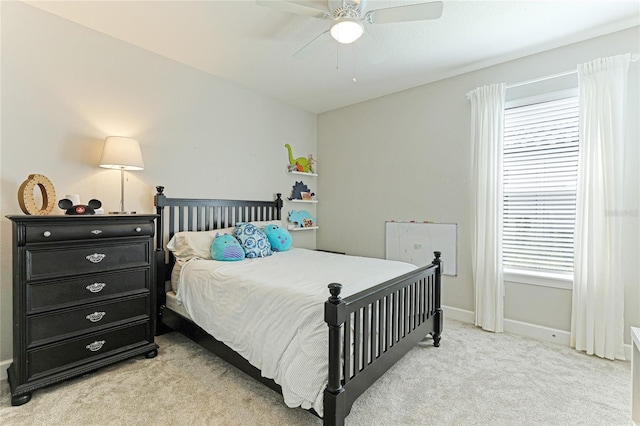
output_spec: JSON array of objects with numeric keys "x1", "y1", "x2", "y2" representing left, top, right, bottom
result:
[{"x1": 324, "y1": 252, "x2": 443, "y2": 426}]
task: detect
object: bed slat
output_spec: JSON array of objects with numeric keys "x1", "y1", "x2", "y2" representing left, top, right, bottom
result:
[
  {"x1": 371, "y1": 303, "x2": 377, "y2": 361},
  {"x1": 353, "y1": 309, "x2": 360, "y2": 375},
  {"x1": 344, "y1": 313, "x2": 352, "y2": 382},
  {"x1": 362, "y1": 305, "x2": 369, "y2": 367},
  {"x1": 376, "y1": 299, "x2": 383, "y2": 359}
]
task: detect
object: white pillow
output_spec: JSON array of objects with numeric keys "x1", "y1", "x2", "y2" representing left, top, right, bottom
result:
[
  {"x1": 170, "y1": 261, "x2": 183, "y2": 293},
  {"x1": 167, "y1": 227, "x2": 235, "y2": 262},
  {"x1": 249, "y1": 220, "x2": 283, "y2": 229}
]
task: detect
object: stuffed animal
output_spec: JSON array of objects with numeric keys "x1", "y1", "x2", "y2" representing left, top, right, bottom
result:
[
  {"x1": 307, "y1": 154, "x2": 317, "y2": 174},
  {"x1": 285, "y1": 144, "x2": 313, "y2": 173},
  {"x1": 288, "y1": 210, "x2": 315, "y2": 228},
  {"x1": 288, "y1": 181, "x2": 314, "y2": 200},
  {"x1": 233, "y1": 223, "x2": 273, "y2": 258},
  {"x1": 264, "y1": 224, "x2": 292, "y2": 252},
  {"x1": 211, "y1": 233, "x2": 245, "y2": 261},
  {"x1": 58, "y1": 198, "x2": 102, "y2": 215}
]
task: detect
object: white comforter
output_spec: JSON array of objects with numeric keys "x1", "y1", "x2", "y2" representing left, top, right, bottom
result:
[{"x1": 175, "y1": 248, "x2": 416, "y2": 416}]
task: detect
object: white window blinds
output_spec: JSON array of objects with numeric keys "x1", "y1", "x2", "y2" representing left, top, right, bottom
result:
[{"x1": 503, "y1": 93, "x2": 579, "y2": 274}]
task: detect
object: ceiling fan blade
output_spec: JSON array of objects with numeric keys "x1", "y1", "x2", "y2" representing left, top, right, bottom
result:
[
  {"x1": 357, "y1": 32, "x2": 388, "y2": 65},
  {"x1": 293, "y1": 30, "x2": 331, "y2": 59},
  {"x1": 256, "y1": 0, "x2": 328, "y2": 19},
  {"x1": 366, "y1": 1, "x2": 443, "y2": 24}
]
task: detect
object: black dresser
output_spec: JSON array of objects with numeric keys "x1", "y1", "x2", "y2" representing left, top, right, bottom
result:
[{"x1": 6, "y1": 214, "x2": 159, "y2": 406}]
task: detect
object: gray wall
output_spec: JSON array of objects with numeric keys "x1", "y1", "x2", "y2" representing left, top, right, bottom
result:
[
  {"x1": 0, "y1": 2, "x2": 316, "y2": 368},
  {"x1": 317, "y1": 27, "x2": 640, "y2": 345}
]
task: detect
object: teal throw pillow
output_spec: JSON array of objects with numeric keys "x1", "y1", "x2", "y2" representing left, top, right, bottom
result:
[
  {"x1": 264, "y1": 224, "x2": 292, "y2": 252},
  {"x1": 211, "y1": 233, "x2": 245, "y2": 261},
  {"x1": 233, "y1": 223, "x2": 272, "y2": 258}
]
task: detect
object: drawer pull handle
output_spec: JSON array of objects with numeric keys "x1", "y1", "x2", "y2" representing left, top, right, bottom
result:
[
  {"x1": 86, "y1": 340, "x2": 106, "y2": 352},
  {"x1": 86, "y1": 312, "x2": 106, "y2": 323},
  {"x1": 86, "y1": 282, "x2": 106, "y2": 293},
  {"x1": 135, "y1": 227, "x2": 142, "y2": 232},
  {"x1": 43, "y1": 231, "x2": 52, "y2": 237},
  {"x1": 86, "y1": 253, "x2": 106, "y2": 263},
  {"x1": 91, "y1": 230, "x2": 103, "y2": 235}
]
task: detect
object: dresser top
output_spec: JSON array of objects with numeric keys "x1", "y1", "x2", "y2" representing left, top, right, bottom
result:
[{"x1": 6, "y1": 214, "x2": 158, "y2": 223}]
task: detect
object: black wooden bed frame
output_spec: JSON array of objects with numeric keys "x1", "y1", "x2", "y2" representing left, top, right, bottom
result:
[{"x1": 153, "y1": 186, "x2": 443, "y2": 426}]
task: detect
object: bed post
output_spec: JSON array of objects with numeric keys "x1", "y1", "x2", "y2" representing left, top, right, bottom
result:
[
  {"x1": 154, "y1": 186, "x2": 168, "y2": 335},
  {"x1": 432, "y1": 251, "x2": 443, "y2": 347},
  {"x1": 324, "y1": 283, "x2": 346, "y2": 426},
  {"x1": 275, "y1": 193, "x2": 283, "y2": 219}
]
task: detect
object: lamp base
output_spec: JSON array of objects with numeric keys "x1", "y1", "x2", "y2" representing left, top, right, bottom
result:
[{"x1": 108, "y1": 211, "x2": 137, "y2": 215}]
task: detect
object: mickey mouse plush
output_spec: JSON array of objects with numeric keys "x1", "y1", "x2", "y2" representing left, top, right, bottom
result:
[{"x1": 58, "y1": 199, "x2": 102, "y2": 215}]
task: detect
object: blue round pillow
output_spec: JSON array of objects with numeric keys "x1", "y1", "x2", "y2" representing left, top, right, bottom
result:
[
  {"x1": 211, "y1": 233, "x2": 245, "y2": 261},
  {"x1": 233, "y1": 223, "x2": 273, "y2": 258},
  {"x1": 264, "y1": 224, "x2": 292, "y2": 252}
]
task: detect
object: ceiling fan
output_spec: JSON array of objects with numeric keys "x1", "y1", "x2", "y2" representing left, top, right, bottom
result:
[{"x1": 256, "y1": 0, "x2": 444, "y2": 63}]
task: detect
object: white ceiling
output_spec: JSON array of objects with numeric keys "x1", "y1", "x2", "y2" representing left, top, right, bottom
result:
[{"x1": 25, "y1": 0, "x2": 640, "y2": 113}]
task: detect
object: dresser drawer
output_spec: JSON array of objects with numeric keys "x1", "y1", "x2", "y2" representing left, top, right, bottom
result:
[
  {"x1": 28, "y1": 269, "x2": 149, "y2": 313},
  {"x1": 28, "y1": 296, "x2": 149, "y2": 346},
  {"x1": 27, "y1": 321, "x2": 151, "y2": 380},
  {"x1": 26, "y1": 241, "x2": 150, "y2": 281},
  {"x1": 25, "y1": 222, "x2": 154, "y2": 243}
]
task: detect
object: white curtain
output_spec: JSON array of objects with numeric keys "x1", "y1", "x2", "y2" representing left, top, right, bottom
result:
[
  {"x1": 571, "y1": 54, "x2": 631, "y2": 360},
  {"x1": 469, "y1": 83, "x2": 506, "y2": 333}
]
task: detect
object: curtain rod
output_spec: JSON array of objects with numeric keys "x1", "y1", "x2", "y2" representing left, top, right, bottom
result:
[
  {"x1": 507, "y1": 53, "x2": 639, "y2": 89},
  {"x1": 506, "y1": 69, "x2": 576, "y2": 89},
  {"x1": 467, "y1": 53, "x2": 640, "y2": 97}
]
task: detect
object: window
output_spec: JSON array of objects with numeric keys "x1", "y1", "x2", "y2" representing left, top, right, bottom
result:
[{"x1": 503, "y1": 90, "x2": 579, "y2": 280}]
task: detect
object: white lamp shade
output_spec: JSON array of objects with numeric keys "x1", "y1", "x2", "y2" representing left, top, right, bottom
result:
[
  {"x1": 99, "y1": 136, "x2": 145, "y2": 170},
  {"x1": 330, "y1": 20, "x2": 364, "y2": 44}
]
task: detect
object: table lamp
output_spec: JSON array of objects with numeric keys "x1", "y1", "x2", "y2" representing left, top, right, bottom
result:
[{"x1": 99, "y1": 136, "x2": 144, "y2": 214}]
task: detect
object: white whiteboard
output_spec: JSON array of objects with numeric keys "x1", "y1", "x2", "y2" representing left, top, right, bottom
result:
[{"x1": 385, "y1": 221, "x2": 457, "y2": 276}]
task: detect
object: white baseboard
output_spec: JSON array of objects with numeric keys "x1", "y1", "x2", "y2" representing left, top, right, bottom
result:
[
  {"x1": 443, "y1": 305, "x2": 475, "y2": 323},
  {"x1": 442, "y1": 305, "x2": 632, "y2": 360},
  {"x1": 504, "y1": 318, "x2": 571, "y2": 346},
  {"x1": 0, "y1": 358, "x2": 11, "y2": 381}
]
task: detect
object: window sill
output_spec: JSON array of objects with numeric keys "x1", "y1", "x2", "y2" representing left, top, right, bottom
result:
[{"x1": 504, "y1": 268, "x2": 573, "y2": 290}]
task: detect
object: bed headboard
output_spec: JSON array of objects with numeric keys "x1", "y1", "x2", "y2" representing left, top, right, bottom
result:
[
  {"x1": 154, "y1": 186, "x2": 282, "y2": 242},
  {"x1": 153, "y1": 185, "x2": 283, "y2": 331}
]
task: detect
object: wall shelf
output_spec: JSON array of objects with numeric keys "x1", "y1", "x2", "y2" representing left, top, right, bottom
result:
[
  {"x1": 285, "y1": 166, "x2": 318, "y2": 234},
  {"x1": 288, "y1": 171, "x2": 318, "y2": 177},
  {"x1": 288, "y1": 226, "x2": 319, "y2": 231}
]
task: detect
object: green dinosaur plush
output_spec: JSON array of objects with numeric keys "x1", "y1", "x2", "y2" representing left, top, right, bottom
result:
[{"x1": 285, "y1": 143, "x2": 311, "y2": 173}]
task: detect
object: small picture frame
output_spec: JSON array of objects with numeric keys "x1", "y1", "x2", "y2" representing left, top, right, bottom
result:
[{"x1": 301, "y1": 192, "x2": 312, "y2": 201}]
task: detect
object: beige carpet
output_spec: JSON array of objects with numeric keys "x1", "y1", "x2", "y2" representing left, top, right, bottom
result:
[{"x1": 0, "y1": 319, "x2": 631, "y2": 425}]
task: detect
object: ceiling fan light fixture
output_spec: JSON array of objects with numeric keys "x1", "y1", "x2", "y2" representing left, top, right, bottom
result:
[{"x1": 330, "y1": 19, "x2": 364, "y2": 44}]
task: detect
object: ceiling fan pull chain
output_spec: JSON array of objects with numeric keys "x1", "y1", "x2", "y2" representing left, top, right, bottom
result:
[{"x1": 353, "y1": 45, "x2": 358, "y2": 83}]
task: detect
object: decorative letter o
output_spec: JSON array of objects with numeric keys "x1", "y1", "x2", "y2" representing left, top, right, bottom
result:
[{"x1": 18, "y1": 174, "x2": 56, "y2": 215}]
